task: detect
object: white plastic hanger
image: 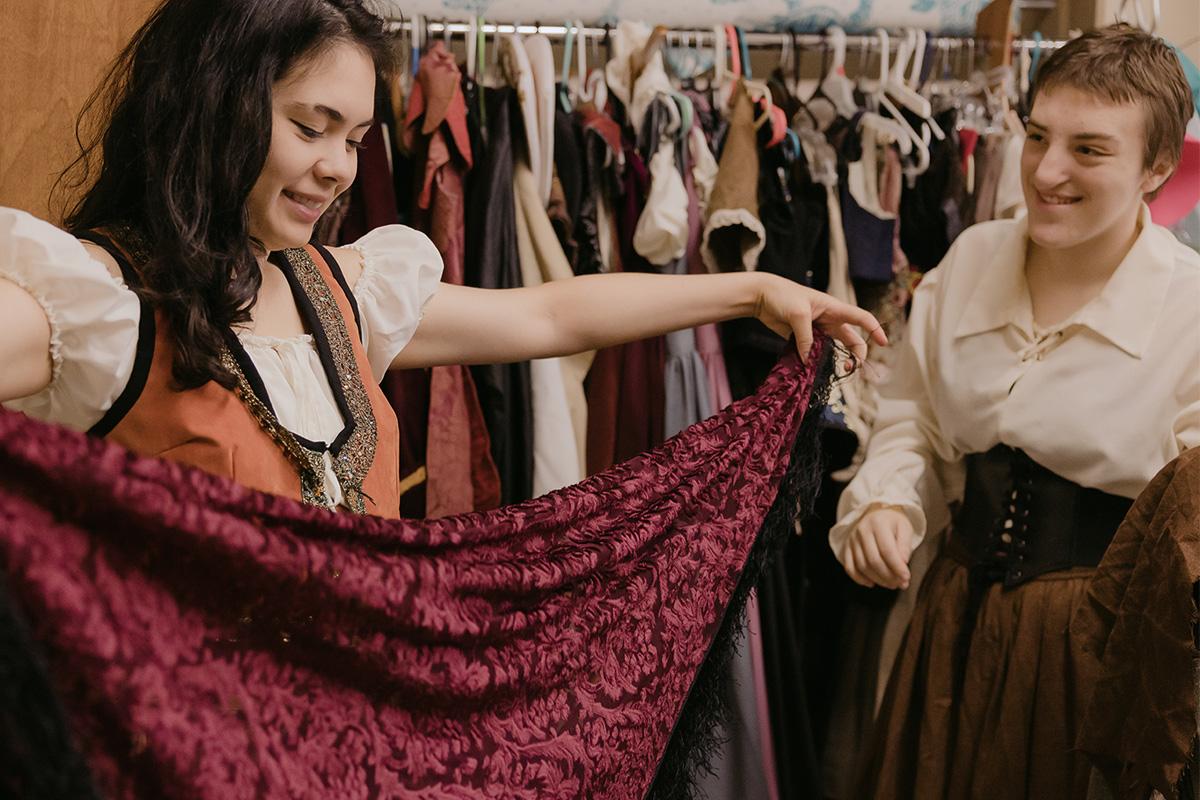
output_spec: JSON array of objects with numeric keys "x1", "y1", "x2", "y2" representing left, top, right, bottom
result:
[
  {"x1": 886, "y1": 29, "x2": 946, "y2": 140},
  {"x1": 870, "y1": 29, "x2": 930, "y2": 174},
  {"x1": 466, "y1": 16, "x2": 478, "y2": 81},
  {"x1": 818, "y1": 26, "x2": 860, "y2": 118}
]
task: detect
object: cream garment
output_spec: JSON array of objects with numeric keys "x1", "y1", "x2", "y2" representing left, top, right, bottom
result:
[
  {"x1": 523, "y1": 34, "x2": 557, "y2": 208},
  {"x1": 604, "y1": 20, "x2": 672, "y2": 134},
  {"x1": 513, "y1": 160, "x2": 595, "y2": 491},
  {"x1": 830, "y1": 206, "x2": 1200, "y2": 564},
  {"x1": 819, "y1": 166, "x2": 874, "y2": 470},
  {"x1": 0, "y1": 208, "x2": 444, "y2": 507},
  {"x1": 689, "y1": 125, "x2": 719, "y2": 216},
  {"x1": 499, "y1": 35, "x2": 541, "y2": 188},
  {"x1": 993, "y1": 129, "x2": 1027, "y2": 220},
  {"x1": 634, "y1": 118, "x2": 690, "y2": 266}
]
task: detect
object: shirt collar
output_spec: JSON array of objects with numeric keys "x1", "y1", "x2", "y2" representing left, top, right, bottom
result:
[
  {"x1": 1072, "y1": 205, "x2": 1177, "y2": 358},
  {"x1": 954, "y1": 205, "x2": 1177, "y2": 358},
  {"x1": 953, "y1": 216, "x2": 1034, "y2": 340}
]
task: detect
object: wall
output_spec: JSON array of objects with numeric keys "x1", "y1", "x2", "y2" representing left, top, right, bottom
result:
[
  {"x1": 1096, "y1": 0, "x2": 1199, "y2": 64},
  {"x1": 0, "y1": 0, "x2": 160, "y2": 221}
]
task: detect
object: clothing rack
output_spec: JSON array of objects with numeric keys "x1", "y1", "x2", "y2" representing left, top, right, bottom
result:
[{"x1": 383, "y1": 18, "x2": 1066, "y2": 54}]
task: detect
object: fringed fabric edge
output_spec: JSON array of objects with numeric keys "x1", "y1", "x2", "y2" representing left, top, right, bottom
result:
[{"x1": 645, "y1": 341, "x2": 836, "y2": 800}]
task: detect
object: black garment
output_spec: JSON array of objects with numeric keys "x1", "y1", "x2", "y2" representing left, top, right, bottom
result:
[
  {"x1": 825, "y1": 112, "x2": 896, "y2": 285},
  {"x1": 899, "y1": 108, "x2": 966, "y2": 271},
  {"x1": 722, "y1": 131, "x2": 833, "y2": 400},
  {"x1": 463, "y1": 87, "x2": 534, "y2": 505},
  {"x1": 553, "y1": 93, "x2": 583, "y2": 230},
  {"x1": 572, "y1": 106, "x2": 623, "y2": 277}
]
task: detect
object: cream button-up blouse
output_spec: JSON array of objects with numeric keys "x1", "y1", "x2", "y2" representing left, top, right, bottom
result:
[{"x1": 830, "y1": 206, "x2": 1200, "y2": 564}]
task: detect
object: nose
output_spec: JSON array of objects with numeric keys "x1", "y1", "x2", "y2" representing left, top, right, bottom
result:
[
  {"x1": 1029, "y1": 141, "x2": 1072, "y2": 191},
  {"x1": 313, "y1": 140, "x2": 357, "y2": 190}
]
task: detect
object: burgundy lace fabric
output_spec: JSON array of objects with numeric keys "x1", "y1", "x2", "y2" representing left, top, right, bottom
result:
[{"x1": 0, "y1": 348, "x2": 829, "y2": 800}]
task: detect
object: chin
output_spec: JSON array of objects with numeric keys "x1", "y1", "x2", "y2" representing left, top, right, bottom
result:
[{"x1": 270, "y1": 223, "x2": 316, "y2": 251}]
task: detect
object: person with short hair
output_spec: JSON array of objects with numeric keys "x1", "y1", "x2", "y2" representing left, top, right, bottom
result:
[{"x1": 832, "y1": 24, "x2": 1200, "y2": 798}]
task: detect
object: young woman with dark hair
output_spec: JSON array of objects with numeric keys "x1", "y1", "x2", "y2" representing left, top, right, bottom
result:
[{"x1": 0, "y1": 0, "x2": 883, "y2": 516}]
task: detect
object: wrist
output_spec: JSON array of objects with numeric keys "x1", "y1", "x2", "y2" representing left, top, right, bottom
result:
[{"x1": 745, "y1": 271, "x2": 774, "y2": 321}]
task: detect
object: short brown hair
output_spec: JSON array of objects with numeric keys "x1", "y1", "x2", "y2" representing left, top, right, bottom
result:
[{"x1": 1031, "y1": 23, "x2": 1194, "y2": 173}]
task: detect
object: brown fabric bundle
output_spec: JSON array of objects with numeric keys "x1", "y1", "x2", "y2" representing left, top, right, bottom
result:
[{"x1": 1072, "y1": 447, "x2": 1200, "y2": 799}]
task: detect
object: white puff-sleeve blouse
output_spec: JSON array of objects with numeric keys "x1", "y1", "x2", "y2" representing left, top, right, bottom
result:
[{"x1": 0, "y1": 208, "x2": 443, "y2": 505}]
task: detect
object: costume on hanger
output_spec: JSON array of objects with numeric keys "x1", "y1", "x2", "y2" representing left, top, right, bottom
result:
[
  {"x1": 701, "y1": 81, "x2": 766, "y2": 273},
  {"x1": 464, "y1": 86, "x2": 536, "y2": 505},
  {"x1": 898, "y1": 108, "x2": 965, "y2": 271},
  {"x1": 0, "y1": 335, "x2": 835, "y2": 800},
  {"x1": 585, "y1": 132, "x2": 667, "y2": 475},
  {"x1": 836, "y1": 209, "x2": 1200, "y2": 800},
  {"x1": 404, "y1": 41, "x2": 501, "y2": 517}
]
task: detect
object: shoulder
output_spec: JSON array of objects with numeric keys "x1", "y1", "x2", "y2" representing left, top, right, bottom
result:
[
  {"x1": 78, "y1": 239, "x2": 124, "y2": 282},
  {"x1": 327, "y1": 225, "x2": 442, "y2": 292},
  {"x1": 326, "y1": 244, "x2": 364, "y2": 288},
  {"x1": 1150, "y1": 224, "x2": 1200, "y2": 314},
  {"x1": 916, "y1": 218, "x2": 1024, "y2": 298}
]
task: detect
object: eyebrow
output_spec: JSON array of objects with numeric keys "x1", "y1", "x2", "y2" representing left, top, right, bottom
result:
[
  {"x1": 288, "y1": 102, "x2": 374, "y2": 129},
  {"x1": 1025, "y1": 119, "x2": 1118, "y2": 143}
]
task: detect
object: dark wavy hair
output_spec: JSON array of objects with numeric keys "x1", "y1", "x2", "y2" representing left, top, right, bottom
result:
[{"x1": 57, "y1": 0, "x2": 397, "y2": 390}]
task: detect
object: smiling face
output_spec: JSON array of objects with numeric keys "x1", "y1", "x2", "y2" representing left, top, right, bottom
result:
[
  {"x1": 1021, "y1": 85, "x2": 1171, "y2": 256},
  {"x1": 246, "y1": 41, "x2": 376, "y2": 253}
]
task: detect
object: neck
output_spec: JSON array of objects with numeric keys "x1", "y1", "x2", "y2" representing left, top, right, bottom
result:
[{"x1": 1027, "y1": 205, "x2": 1143, "y2": 286}]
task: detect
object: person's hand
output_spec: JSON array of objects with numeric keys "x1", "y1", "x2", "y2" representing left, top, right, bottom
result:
[
  {"x1": 842, "y1": 506, "x2": 914, "y2": 590},
  {"x1": 754, "y1": 274, "x2": 888, "y2": 367}
]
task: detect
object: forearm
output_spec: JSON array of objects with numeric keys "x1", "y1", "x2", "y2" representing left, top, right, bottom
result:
[
  {"x1": 0, "y1": 277, "x2": 53, "y2": 402},
  {"x1": 537, "y1": 270, "x2": 768, "y2": 353},
  {"x1": 394, "y1": 267, "x2": 881, "y2": 370}
]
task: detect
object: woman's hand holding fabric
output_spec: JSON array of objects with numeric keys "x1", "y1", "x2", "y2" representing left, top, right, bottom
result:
[{"x1": 752, "y1": 273, "x2": 886, "y2": 368}]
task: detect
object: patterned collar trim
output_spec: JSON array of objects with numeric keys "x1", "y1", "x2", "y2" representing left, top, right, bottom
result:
[{"x1": 221, "y1": 246, "x2": 378, "y2": 513}]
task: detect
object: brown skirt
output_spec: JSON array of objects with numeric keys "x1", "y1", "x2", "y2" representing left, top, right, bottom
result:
[{"x1": 855, "y1": 546, "x2": 1098, "y2": 800}]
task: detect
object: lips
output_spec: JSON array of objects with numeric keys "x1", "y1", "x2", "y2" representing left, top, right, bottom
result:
[
  {"x1": 281, "y1": 189, "x2": 328, "y2": 224},
  {"x1": 1035, "y1": 190, "x2": 1081, "y2": 206},
  {"x1": 283, "y1": 189, "x2": 327, "y2": 210}
]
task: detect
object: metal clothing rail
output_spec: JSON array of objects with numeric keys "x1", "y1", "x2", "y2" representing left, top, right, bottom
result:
[{"x1": 382, "y1": 19, "x2": 1067, "y2": 52}]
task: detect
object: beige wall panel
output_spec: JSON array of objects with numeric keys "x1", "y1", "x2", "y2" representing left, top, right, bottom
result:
[{"x1": 0, "y1": 0, "x2": 160, "y2": 221}]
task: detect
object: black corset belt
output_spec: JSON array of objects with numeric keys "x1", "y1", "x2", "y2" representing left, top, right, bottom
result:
[{"x1": 949, "y1": 444, "x2": 1133, "y2": 588}]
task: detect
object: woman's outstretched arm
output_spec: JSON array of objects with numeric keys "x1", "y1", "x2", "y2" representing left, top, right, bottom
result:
[{"x1": 389, "y1": 271, "x2": 886, "y2": 371}]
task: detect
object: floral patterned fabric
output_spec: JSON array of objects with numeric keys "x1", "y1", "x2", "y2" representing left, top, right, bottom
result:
[{"x1": 0, "y1": 346, "x2": 830, "y2": 800}]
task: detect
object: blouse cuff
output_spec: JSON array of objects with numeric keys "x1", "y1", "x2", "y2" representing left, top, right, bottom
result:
[
  {"x1": 0, "y1": 208, "x2": 140, "y2": 430},
  {"x1": 346, "y1": 224, "x2": 444, "y2": 382}
]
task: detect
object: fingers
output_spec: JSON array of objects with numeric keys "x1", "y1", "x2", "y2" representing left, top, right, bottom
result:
[
  {"x1": 894, "y1": 520, "x2": 915, "y2": 563},
  {"x1": 814, "y1": 299, "x2": 888, "y2": 347},
  {"x1": 858, "y1": 527, "x2": 899, "y2": 588},
  {"x1": 832, "y1": 323, "x2": 868, "y2": 370},
  {"x1": 791, "y1": 310, "x2": 814, "y2": 363},
  {"x1": 844, "y1": 538, "x2": 876, "y2": 588},
  {"x1": 875, "y1": 525, "x2": 912, "y2": 590},
  {"x1": 844, "y1": 510, "x2": 914, "y2": 591}
]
